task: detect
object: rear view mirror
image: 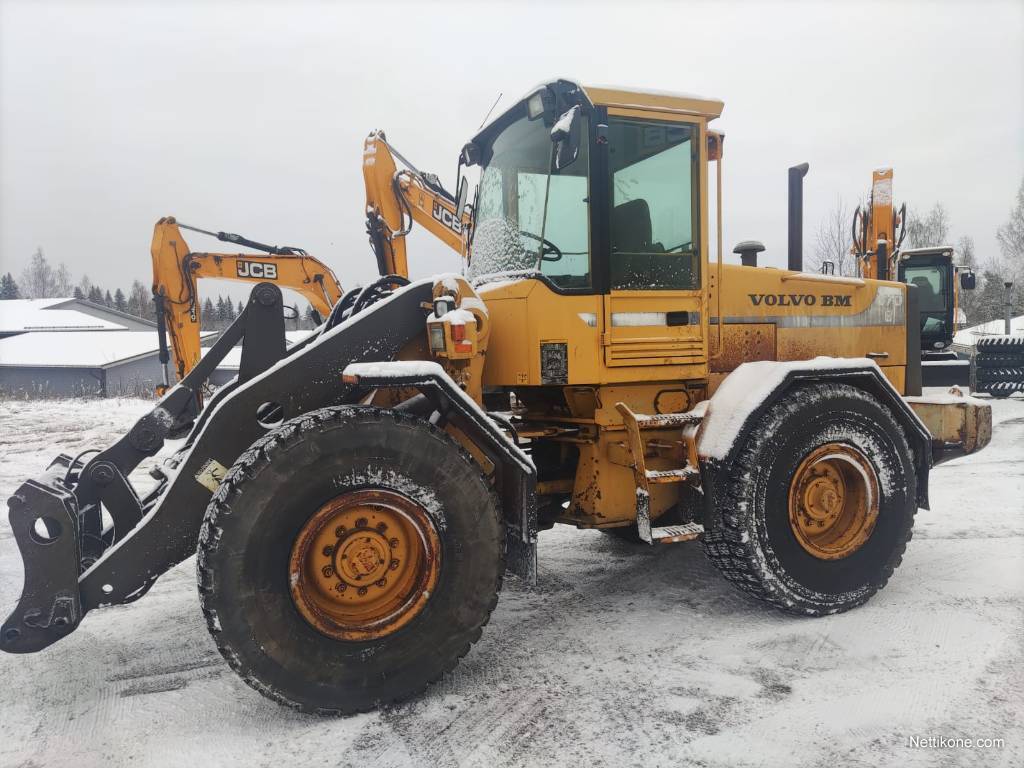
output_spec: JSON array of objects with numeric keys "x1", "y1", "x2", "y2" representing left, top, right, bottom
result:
[
  {"x1": 551, "y1": 105, "x2": 581, "y2": 171},
  {"x1": 960, "y1": 271, "x2": 976, "y2": 290}
]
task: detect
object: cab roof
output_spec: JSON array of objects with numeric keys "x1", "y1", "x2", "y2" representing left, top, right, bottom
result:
[{"x1": 581, "y1": 83, "x2": 724, "y2": 119}]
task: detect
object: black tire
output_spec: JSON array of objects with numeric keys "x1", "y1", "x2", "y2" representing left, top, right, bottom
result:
[
  {"x1": 974, "y1": 352, "x2": 1024, "y2": 368},
  {"x1": 702, "y1": 383, "x2": 917, "y2": 616},
  {"x1": 976, "y1": 335, "x2": 1024, "y2": 352},
  {"x1": 197, "y1": 406, "x2": 504, "y2": 714},
  {"x1": 975, "y1": 367, "x2": 1024, "y2": 383}
]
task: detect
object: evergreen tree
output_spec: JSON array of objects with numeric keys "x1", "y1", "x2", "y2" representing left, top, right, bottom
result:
[
  {"x1": 237, "y1": 300, "x2": 244, "y2": 316},
  {"x1": 215, "y1": 295, "x2": 227, "y2": 326},
  {"x1": 0, "y1": 272, "x2": 20, "y2": 299},
  {"x1": 88, "y1": 286, "x2": 104, "y2": 304},
  {"x1": 202, "y1": 297, "x2": 216, "y2": 326},
  {"x1": 104, "y1": 290, "x2": 114, "y2": 308},
  {"x1": 114, "y1": 288, "x2": 128, "y2": 312},
  {"x1": 225, "y1": 297, "x2": 237, "y2": 321},
  {"x1": 73, "y1": 285, "x2": 85, "y2": 299},
  {"x1": 291, "y1": 303, "x2": 300, "y2": 330},
  {"x1": 78, "y1": 275, "x2": 93, "y2": 297}
]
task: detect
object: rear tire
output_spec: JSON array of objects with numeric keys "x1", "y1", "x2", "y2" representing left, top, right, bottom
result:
[
  {"x1": 197, "y1": 406, "x2": 503, "y2": 714},
  {"x1": 703, "y1": 383, "x2": 917, "y2": 616}
]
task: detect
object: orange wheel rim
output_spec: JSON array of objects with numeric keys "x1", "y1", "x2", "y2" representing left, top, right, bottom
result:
[
  {"x1": 788, "y1": 443, "x2": 879, "y2": 560},
  {"x1": 289, "y1": 489, "x2": 441, "y2": 641}
]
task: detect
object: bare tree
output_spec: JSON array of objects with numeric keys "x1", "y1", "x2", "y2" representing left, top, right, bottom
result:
[
  {"x1": 904, "y1": 203, "x2": 950, "y2": 249},
  {"x1": 54, "y1": 263, "x2": 73, "y2": 296},
  {"x1": 807, "y1": 197, "x2": 855, "y2": 276},
  {"x1": 996, "y1": 177, "x2": 1024, "y2": 281},
  {"x1": 19, "y1": 248, "x2": 58, "y2": 298}
]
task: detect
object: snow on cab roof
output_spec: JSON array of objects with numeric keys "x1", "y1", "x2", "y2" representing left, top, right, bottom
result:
[
  {"x1": 0, "y1": 298, "x2": 127, "y2": 333},
  {"x1": 583, "y1": 83, "x2": 724, "y2": 118},
  {"x1": 0, "y1": 330, "x2": 161, "y2": 368}
]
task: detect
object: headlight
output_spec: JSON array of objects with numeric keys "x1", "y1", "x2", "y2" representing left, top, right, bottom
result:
[{"x1": 428, "y1": 325, "x2": 445, "y2": 352}]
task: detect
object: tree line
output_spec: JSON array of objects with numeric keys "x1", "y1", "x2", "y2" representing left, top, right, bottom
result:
[
  {"x1": 808, "y1": 177, "x2": 1024, "y2": 327},
  {"x1": 0, "y1": 249, "x2": 318, "y2": 331}
]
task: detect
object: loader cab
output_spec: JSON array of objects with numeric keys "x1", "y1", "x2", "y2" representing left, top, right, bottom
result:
[
  {"x1": 464, "y1": 79, "x2": 723, "y2": 384},
  {"x1": 897, "y1": 247, "x2": 964, "y2": 351}
]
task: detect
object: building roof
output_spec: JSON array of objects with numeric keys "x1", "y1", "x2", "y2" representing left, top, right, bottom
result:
[
  {"x1": 953, "y1": 315, "x2": 1024, "y2": 347},
  {"x1": 0, "y1": 298, "x2": 128, "y2": 333},
  {"x1": 203, "y1": 330, "x2": 313, "y2": 370},
  {"x1": 0, "y1": 330, "x2": 162, "y2": 368}
]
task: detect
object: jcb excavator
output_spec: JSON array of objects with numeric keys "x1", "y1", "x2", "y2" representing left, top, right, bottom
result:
[
  {"x1": 850, "y1": 168, "x2": 976, "y2": 385},
  {"x1": 153, "y1": 130, "x2": 470, "y2": 389},
  {"x1": 3, "y1": 80, "x2": 992, "y2": 715}
]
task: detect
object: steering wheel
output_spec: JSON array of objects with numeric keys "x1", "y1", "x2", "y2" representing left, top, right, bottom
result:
[{"x1": 519, "y1": 230, "x2": 563, "y2": 262}]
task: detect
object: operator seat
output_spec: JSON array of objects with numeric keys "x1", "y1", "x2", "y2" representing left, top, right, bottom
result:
[
  {"x1": 611, "y1": 198, "x2": 686, "y2": 289},
  {"x1": 612, "y1": 199, "x2": 655, "y2": 288}
]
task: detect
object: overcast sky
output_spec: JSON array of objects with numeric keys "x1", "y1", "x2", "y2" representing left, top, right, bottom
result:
[{"x1": 1, "y1": 0, "x2": 1021, "y2": 304}]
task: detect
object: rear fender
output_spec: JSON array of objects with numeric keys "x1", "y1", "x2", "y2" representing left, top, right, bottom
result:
[{"x1": 698, "y1": 358, "x2": 933, "y2": 510}]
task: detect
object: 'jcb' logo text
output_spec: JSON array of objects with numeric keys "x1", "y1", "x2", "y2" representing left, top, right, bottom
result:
[
  {"x1": 748, "y1": 293, "x2": 852, "y2": 308},
  {"x1": 432, "y1": 202, "x2": 462, "y2": 234},
  {"x1": 237, "y1": 261, "x2": 278, "y2": 280}
]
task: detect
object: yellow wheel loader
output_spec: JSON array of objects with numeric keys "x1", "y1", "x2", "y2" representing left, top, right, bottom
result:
[{"x1": 2, "y1": 79, "x2": 992, "y2": 715}]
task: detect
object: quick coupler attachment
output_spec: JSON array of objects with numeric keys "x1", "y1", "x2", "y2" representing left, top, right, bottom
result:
[{"x1": 2, "y1": 471, "x2": 84, "y2": 654}]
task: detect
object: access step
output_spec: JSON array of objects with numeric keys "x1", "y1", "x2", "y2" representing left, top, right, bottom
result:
[{"x1": 651, "y1": 522, "x2": 704, "y2": 544}]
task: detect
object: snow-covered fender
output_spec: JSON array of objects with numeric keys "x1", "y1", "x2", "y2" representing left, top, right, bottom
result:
[
  {"x1": 697, "y1": 358, "x2": 933, "y2": 510},
  {"x1": 343, "y1": 361, "x2": 538, "y2": 584}
]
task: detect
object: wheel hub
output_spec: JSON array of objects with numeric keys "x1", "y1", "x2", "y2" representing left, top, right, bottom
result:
[
  {"x1": 788, "y1": 443, "x2": 879, "y2": 560},
  {"x1": 289, "y1": 489, "x2": 441, "y2": 641}
]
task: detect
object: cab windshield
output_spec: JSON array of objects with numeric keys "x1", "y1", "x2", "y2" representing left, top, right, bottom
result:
[
  {"x1": 468, "y1": 107, "x2": 591, "y2": 289},
  {"x1": 904, "y1": 263, "x2": 950, "y2": 337}
]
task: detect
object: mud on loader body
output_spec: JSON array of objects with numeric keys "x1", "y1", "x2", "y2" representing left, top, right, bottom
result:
[{"x1": 3, "y1": 80, "x2": 992, "y2": 713}]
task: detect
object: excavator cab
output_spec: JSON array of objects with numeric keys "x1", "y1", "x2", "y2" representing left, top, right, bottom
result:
[{"x1": 897, "y1": 246, "x2": 974, "y2": 352}]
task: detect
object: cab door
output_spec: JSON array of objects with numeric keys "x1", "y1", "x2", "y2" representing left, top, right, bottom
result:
[{"x1": 600, "y1": 113, "x2": 708, "y2": 373}]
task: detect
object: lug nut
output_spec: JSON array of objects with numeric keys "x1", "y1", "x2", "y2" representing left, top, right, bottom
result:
[
  {"x1": 334, "y1": 525, "x2": 346, "y2": 537},
  {"x1": 357, "y1": 587, "x2": 368, "y2": 596},
  {"x1": 389, "y1": 559, "x2": 400, "y2": 570},
  {"x1": 376, "y1": 522, "x2": 388, "y2": 533},
  {"x1": 355, "y1": 518, "x2": 368, "y2": 528},
  {"x1": 389, "y1": 538, "x2": 399, "y2": 549},
  {"x1": 321, "y1": 565, "x2": 335, "y2": 578},
  {"x1": 334, "y1": 582, "x2": 347, "y2": 593},
  {"x1": 376, "y1": 578, "x2": 387, "y2": 587},
  {"x1": 322, "y1": 545, "x2": 334, "y2": 557}
]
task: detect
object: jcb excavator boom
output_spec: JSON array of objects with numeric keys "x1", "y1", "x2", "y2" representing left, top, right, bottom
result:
[
  {"x1": 362, "y1": 130, "x2": 470, "y2": 278},
  {"x1": 150, "y1": 217, "x2": 344, "y2": 386}
]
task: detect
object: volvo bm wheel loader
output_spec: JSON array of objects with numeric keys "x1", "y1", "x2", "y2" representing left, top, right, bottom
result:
[{"x1": 2, "y1": 79, "x2": 992, "y2": 714}]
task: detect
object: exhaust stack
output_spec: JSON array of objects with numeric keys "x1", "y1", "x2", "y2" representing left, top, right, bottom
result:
[{"x1": 788, "y1": 163, "x2": 809, "y2": 272}]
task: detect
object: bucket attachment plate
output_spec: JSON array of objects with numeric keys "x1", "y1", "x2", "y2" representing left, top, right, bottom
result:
[{"x1": 2, "y1": 477, "x2": 83, "y2": 653}]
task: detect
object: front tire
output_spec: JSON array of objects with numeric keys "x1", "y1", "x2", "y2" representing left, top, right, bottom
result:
[
  {"x1": 197, "y1": 406, "x2": 503, "y2": 714},
  {"x1": 703, "y1": 383, "x2": 917, "y2": 616}
]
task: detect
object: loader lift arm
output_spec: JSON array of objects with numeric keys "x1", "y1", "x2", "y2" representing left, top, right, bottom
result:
[
  {"x1": 362, "y1": 130, "x2": 470, "y2": 278},
  {"x1": 150, "y1": 217, "x2": 344, "y2": 386}
]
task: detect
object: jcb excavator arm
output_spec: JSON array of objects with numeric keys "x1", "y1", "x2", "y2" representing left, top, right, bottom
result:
[
  {"x1": 150, "y1": 217, "x2": 344, "y2": 386},
  {"x1": 362, "y1": 131, "x2": 470, "y2": 278}
]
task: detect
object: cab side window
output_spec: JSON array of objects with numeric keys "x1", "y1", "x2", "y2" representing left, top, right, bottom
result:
[{"x1": 608, "y1": 119, "x2": 698, "y2": 290}]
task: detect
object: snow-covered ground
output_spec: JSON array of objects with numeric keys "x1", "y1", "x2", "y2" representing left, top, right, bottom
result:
[{"x1": 0, "y1": 395, "x2": 1021, "y2": 767}]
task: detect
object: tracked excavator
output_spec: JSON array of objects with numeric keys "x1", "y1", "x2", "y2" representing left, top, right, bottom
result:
[
  {"x1": 849, "y1": 169, "x2": 976, "y2": 386},
  {"x1": 3, "y1": 80, "x2": 992, "y2": 715},
  {"x1": 152, "y1": 130, "x2": 469, "y2": 389}
]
